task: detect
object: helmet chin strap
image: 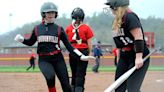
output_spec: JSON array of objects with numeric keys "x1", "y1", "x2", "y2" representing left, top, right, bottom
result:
[{"x1": 44, "y1": 18, "x2": 55, "y2": 25}]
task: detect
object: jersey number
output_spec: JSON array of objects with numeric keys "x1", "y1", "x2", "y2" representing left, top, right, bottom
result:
[{"x1": 120, "y1": 37, "x2": 133, "y2": 45}]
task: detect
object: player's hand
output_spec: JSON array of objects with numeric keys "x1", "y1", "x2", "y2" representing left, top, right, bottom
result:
[
  {"x1": 135, "y1": 53, "x2": 144, "y2": 69},
  {"x1": 80, "y1": 55, "x2": 95, "y2": 61},
  {"x1": 135, "y1": 57, "x2": 143, "y2": 69},
  {"x1": 14, "y1": 34, "x2": 24, "y2": 42}
]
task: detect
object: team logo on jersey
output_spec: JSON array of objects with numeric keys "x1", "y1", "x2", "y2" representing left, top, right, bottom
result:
[
  {"x1": 72, "y1": 29, "x2": 77, "y2": 40},
  {"x1": 72, "y1": 28, "x2": 82, "y2": 44},
  {"x1": 38, "y1": 35, "x2": 58, "y2": 43},
  {"x1": 76, "y1": 39, "x2": 82, "y2": 44}
]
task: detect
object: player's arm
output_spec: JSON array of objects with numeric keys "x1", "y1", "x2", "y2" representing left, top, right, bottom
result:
[
  {"x1": 60, "y1": 28, "x2": 75, "y2": 53},
  {"x1": 60, "y1": 28, "x2": 95, "y2": 61},
  {"x1": 116, "y1": 48, "x2": 120, "y2": 62},
  {"x1": 86, "y1": 26, "x2": 94, "y2": 55},
  {"x1": 130, "y1": 27, "x2": 144, "y2": 69},
  {"x1": 87, "y1": 38, "x2": 93, "y2": 55},
  {"x1": 128, "y1": 13, "x2": 144, "y2": 69},
  {"x1": 14, "y1": 28, "x2": 37, "y2": 46}
]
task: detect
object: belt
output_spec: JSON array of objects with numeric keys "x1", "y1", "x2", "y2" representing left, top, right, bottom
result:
[
  {"x1": 39, "y1": 50, "x2": 61, "y2": 56},
  {"x1": 71, "y1": 41, "x2": 87, "y2": 44},
  {"x1": 121, "y1": 46, "x2": 133, "y2": 52}
]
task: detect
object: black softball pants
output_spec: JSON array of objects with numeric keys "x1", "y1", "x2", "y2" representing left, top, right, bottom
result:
[
  {"x1": 38, "y1": 53, "x2": 72, "y2": 92},
  {"x1": 26, "y1": 59, "x2": 35, "y2": 70},
  {"x1": 115, "y1": 49, "x2": 150, "y2": 92},
  {"x1": 114, "y1": 56, "x2": 117, "y2": 67},
  {"x1": 69, "y1": 49, "x2": 89, "y2": 91}
]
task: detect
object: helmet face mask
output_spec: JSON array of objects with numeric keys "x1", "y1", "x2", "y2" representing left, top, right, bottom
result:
[
  {"x1": 103, "y1": 7, "x2": 113, "y2": 16},
  {"x1": 71, "y1": 7, "x2": 85, "y2": 21},
  {"x1": 40, "y1": 2, "x2": 58, "y2": 18}
]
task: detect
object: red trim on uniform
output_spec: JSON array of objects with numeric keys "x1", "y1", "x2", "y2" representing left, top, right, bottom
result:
[
  {"x1": 31, "y1": 53, "x2": 36, "y2": 58},
  {"x1": 48, "y1": 86, "x2": 56, "y2": 92},
  {"x1": 58, "y1": 26, "x2": 61, "y2": 48},
  {"x1": 121, "y1": 46, "x2": 133, "y2": 52},
  {"x1": 112, "y1": 48, "x2": 117, "y2": 56},
  {"x1": 122, "y1": 9, "x2": 133, "y2": 27},
  {"x1": 39, "y1": 50, "x2": 61, "y2": 56},
  {"x1": 34, "y1": 26, "x2": 38, "y2": 36},
  {"x1": 42, "y1": 18, "x2": 45, "y2": 24}
]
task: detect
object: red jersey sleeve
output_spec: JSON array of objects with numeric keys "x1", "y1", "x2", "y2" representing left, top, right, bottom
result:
[
  {"x1": 112, "y1": 48, "x2": 117, "y2": 56},
  {"x1": 31, "y1": 53, "x2": 36, "y2": 58},
  {"x1": 85, "y1": 25, "x2": 94, "y2": 39},
  {"x1": 65, "y1": 26, "x2": 69, "y2": 34}
]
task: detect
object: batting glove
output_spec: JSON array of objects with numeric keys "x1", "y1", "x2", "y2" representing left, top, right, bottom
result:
[
  {"x1": 80, "y1": 55, "x2": 95, "y2": 61},
  {"x1": 14, "y1": 34, "x2": 24, "y2": 43},
  {"x1": 73, "y1": 49, "x2": 95, "y2": 61}
]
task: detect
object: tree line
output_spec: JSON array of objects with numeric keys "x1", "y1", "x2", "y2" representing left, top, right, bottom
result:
[{"x1": 0, "y1": 12, "x2": 164, "y2": 48}]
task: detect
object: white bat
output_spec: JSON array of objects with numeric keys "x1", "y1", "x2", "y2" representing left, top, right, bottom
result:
[{"x1": 104, "y1": 48, "x2": 160, "y2": 92}]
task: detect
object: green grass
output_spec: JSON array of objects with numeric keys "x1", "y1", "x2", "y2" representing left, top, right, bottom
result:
[
  {"x1": 148, "y1": 66, "x2": 164, "y2": 71},
  {"x1": 87, "y1": 66, "x2": 164, "y2": 72},
  {"x1": 0, "y1": 66, "x2": 40, "y2": 72},
  {"x1": 0, "y1": 66, "x2": 164, "y2": 73}
]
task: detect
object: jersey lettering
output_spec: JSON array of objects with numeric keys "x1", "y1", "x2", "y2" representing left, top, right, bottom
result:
[
  {"x1": 112, "y1": 28, "x2": 125, "y2": 37},
  {"x1": 117, "y1": 28, "x2": 125, "y2": 36},
  {"x1": 38, "y1": 36, "x2": 58, "y2": 43}
]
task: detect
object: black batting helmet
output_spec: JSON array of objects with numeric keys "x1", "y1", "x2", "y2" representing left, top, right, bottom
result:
[
  {"x1": 71, "y1": 7, "x2": 85, "y2": 21},
  {"x1": 105, "y1": 0, "x2": 129, "y2": 9}
]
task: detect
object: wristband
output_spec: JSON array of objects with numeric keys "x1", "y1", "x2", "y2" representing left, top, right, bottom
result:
[{"x1": 134, "y1": 40, "x2": 144, "y2": 53}]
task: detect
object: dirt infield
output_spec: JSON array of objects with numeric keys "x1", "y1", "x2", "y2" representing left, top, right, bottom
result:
[
  {"x1": 0, "y1": 54, "x2": 164, "y2": 92},
  {"x1": 0, "y1": 71, "x2": 164, "y2": 92}
]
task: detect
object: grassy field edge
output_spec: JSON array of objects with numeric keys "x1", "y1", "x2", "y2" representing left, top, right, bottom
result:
[{"x1": 0, "y1": 66, "x2": 164, "y2": 72}]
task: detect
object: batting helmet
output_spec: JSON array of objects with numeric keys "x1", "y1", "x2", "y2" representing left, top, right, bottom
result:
[
  {"x1": 71, "y1": 7, "x2": 85, "y2": 21},
  {"x1": 40, "y1": 2, "x2": 58, "y2": 18},
  {"x1": 105, "y1": 0, "x2": 129, "y2": 9}
]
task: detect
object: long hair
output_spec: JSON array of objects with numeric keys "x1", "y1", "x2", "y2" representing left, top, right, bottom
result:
[{"x1": 112, "y1": 6, "x2": 128, "y2": 31}]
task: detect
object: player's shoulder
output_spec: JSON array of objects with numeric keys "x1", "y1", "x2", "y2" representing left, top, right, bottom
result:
[
  {"x1": 66, "y1": 24, "x2": 73, "y2": 29},
  {"x1": 34, "y1": 23, "x2": 42, "y2": 27},
  {"x1": 81, "y1": 23, "x2": 89, "y2": 27},
  {"x1": 80, "y1": 23, "x2": 92, "y2": 29},
  {"x1": 65, "y1": 24, "x2": 73, "y2": 33},
  {"x1": 126, "y1": 11, "x2": 139, "y2": 20},
  {"x1": 53, "y1": 24, "x2": 64, "y2": 30}
]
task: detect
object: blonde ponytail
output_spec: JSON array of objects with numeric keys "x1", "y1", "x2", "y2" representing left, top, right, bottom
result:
[{"x1": 112, "y1": 6, "x2": 128, "y2": 31}]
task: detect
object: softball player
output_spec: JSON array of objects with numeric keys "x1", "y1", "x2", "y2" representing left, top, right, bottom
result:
[
  {"x1": 104, "y1": 0, "x2": 150, "y2": 92},
  {"x1": 92, "y1": 41, "x2": 103, "y2": 73},
  {"x1": 26, "y1": 49, "x2": 36, "y2": 71},
  {"x1": 14, "y1": 2, "x2": 94, "y2": 92},
  {"x1": 65, "y1": 7, "x2": 94, "y2": 92},
  {"x1": 112, "y1": 47, "x2": 118, "y2": 67}
]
